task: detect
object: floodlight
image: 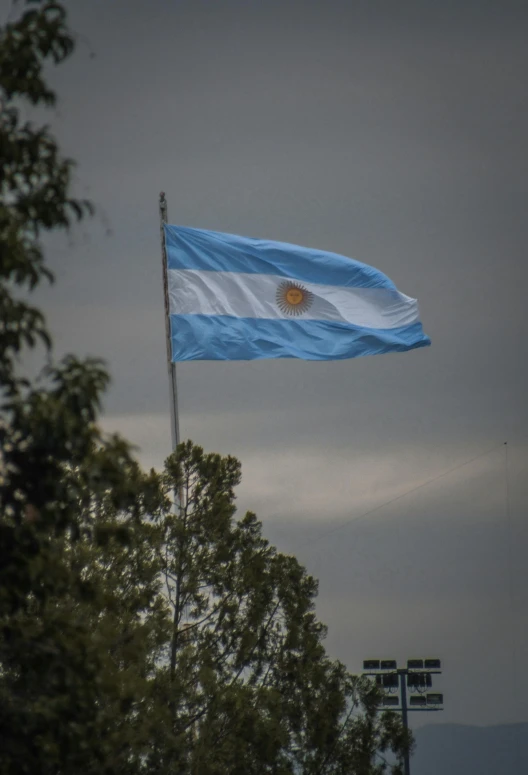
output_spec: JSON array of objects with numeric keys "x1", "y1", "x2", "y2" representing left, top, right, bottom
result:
[
  {"x1": 409, "y1": 695, "x2": 427, "y2": 706},
  {"x1": 426, "y1": 693, "x2": 443, "y2": 705},
  {"x1": 382, "y1": 696, "x2": 399, "y2": 706},
  {"x1": 424, "y1": 659, "x2": 441, "y2": 669},
  {"x1": 380, "y1": 660, "x2": 397, "y2": 670},
  {"x1": 382, "y1": 673, "x2": 399, "y2": 688},
  {"x1": 363, "y1": 660, "x2": 380, "y2": 670},
  {"x1": 407, "y1": 659, "x2": 424, "y2": 669},
  {"x1": 407, "y1": 673, "x2": 432, "y2": 689}
]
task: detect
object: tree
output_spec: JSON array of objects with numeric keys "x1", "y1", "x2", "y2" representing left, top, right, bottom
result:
[
  {"x1": 0, "y1": 3, "x2": 153, "y2": 772},
  {"x1": 144, "y1": 441, "x2": 411, "y2": 774},
  {"x1": 0, "y1": 3, "x2": 411, "y2": 774},
  {"x1": 30, "y1": 439, "x2": 411, "y2": 774}
]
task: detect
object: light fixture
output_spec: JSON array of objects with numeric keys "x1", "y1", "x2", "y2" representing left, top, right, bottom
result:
[
  {"x1": 382, "y1": 673, "x2": 399, "y2": 688},
  {"x1": 424, "y1": 659, "x2": 441, "y2": 669},
  {"x1": 426, "y1": 693, "x2": 443, "y2": 705}
]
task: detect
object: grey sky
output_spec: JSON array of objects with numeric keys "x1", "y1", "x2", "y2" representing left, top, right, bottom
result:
[{"x1": 22, "y1": 0, "x2": 528, "y2": 729}]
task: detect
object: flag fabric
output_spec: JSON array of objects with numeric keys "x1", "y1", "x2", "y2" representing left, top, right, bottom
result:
[{"x1": 164, "y1": 225, "x2": 431, "y2": 362}]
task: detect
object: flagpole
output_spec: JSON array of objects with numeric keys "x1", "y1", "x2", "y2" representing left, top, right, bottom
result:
[{"x1": 159, "y1": 192, "x2": 180, "y2": 452}]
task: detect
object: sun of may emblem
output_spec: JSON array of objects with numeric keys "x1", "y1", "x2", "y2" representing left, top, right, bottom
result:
[{"x1": 275, "y1": 281, "x2": 314, "y2": 315}]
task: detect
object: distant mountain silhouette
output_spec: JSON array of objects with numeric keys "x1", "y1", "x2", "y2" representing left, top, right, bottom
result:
[{"x1": 412, "y1": 723, "x2": 528, "y2": 774}]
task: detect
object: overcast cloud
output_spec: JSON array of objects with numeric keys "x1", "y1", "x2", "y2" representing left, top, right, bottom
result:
[{"x1": 17, "y1": 0, "x2": 528, "y2": 729}]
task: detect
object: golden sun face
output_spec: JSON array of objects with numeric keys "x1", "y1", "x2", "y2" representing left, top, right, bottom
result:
[{"x1": 276, "y1": 281, "x2": 314, "y2": 316}]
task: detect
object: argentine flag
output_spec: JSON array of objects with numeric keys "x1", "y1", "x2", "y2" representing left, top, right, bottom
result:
[{"x1": 164, "y1": 225, "x2": 430, "y2": 362}]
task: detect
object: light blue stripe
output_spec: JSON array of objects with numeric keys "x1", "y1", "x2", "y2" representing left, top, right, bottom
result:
[
  {"x1": 169, "y1": 314, "x2": 430, "y2": 362},
  {"x1": 165, "y1": 225, "x2": 397, "y2": 290}
]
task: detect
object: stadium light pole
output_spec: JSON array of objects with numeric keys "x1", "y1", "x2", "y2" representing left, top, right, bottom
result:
[{"x1": 362, "y1": 658, "x2": 443, "y2": 775}]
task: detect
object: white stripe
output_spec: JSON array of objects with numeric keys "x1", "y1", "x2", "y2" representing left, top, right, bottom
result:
[{"x1": 168, "y1": 269, "x2": 419, "y2": 330}]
